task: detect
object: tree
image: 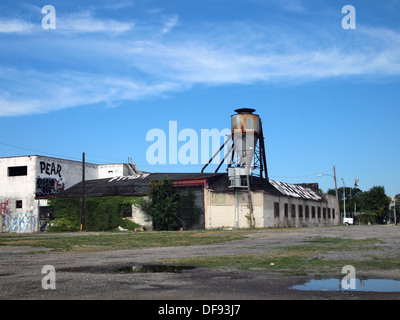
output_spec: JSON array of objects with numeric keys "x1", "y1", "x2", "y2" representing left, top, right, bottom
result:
[
  {"x1": 140, "y1": 178, "x2": 180, "y2": 231},
  {"x1": 138, "y1": 177, "x2": 202, "y2": 231},
  {"x1": 358, "y1": 186, "x2": 390, "y2": 224},
  {"x1": 327, "y1": 187, "x2": 363, "y2": 216}
]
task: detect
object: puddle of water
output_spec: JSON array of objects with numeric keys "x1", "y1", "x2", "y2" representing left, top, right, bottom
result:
[
  {"x1": 291, "y1": 278, "x2": 400, "y2": 292},
  {"x1": 114, "y1": 265, "x2": 195, "y2": 274}
]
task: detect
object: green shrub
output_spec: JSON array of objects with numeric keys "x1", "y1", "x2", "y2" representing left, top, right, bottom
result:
[
  {"x1": 47, "y1": 196, "x2": 142, "y2": 232},
  {"x1": 138, "y1": 178, "x2": 202, "y2": 231}
]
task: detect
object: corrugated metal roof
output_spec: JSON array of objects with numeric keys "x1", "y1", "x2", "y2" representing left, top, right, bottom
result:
[
  {"x1": 269, "y1": 180, "x2": 322, "y2": 201},
  {"x1": 56, "y1": 172, "x2": 325, "y2": 203},
  {"x1": 56, "y1": 172, "x2": 225, "y2": 198}
]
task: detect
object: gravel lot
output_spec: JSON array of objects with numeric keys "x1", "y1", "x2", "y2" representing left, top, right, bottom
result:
[{"x1": 0, "y1": 225, "x2": 399, "y2": 301}]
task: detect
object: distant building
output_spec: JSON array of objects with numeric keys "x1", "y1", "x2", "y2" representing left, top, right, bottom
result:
[
  {"x1": 0, "y1": 112, "x2": 339, "y2": 233},
  {"x1": 0, "y1": 155, "x2": 135, "y2": 233},
  {"x1": 57, "y1": 172, "x2": 339, "y2": 230}
]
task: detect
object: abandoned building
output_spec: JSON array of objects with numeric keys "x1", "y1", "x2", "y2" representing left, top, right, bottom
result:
[
  {"x1": 0, "y1": 155, "x2": 137, "y2": 232},
  {"x1": 57, "y1": 108, "x2": 339, "y2": 230},
  {"x1": 0, "y1": 109, "x2": 339, "y2": 233},
  {"x1": 57, "y1": 172, "x2": 339, "y2": 230}
]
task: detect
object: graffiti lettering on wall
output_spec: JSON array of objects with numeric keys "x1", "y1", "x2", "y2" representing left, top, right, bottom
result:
[
  {"x1": 3, "y1": 212, "x2": 37, "y2": 233},
  {"x1": 0, "y1": 200, "x2": 8, "y2": 214},
  {"x1": 36, "y1": 177, "x2": 65, "y2": 198},
  {"x1": 40, "y1": 161, "x2": 62, "y2": 177}
]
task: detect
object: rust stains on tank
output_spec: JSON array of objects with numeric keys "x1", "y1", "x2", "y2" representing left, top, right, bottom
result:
[{"x1": 231, "y1": 108, "x2": 260, "y2": 135}]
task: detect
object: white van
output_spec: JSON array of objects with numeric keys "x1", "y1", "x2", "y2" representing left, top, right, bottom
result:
[{"x1": 343, "y1": 217, "x2": 354, "y2": 225}]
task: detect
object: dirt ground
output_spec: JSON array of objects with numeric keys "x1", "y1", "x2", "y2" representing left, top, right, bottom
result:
[{"x1": 0, "y1": 225, "x2": 399, "y2": 301}]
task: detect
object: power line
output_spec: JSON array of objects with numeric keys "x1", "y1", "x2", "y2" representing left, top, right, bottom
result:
[
  {"x1": 269, "y1": 168, "x2": 333, "y2": 180},
  {"x1": 0, "y1": 141, "x2": 125, "y2": 165}
]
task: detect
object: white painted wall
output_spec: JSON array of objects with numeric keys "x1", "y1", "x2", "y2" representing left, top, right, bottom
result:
[
  {"x1": 204, "y1": 189, "x2": 339, "y2": 229},
  {"x1": 98, "y1": 164, "x2": 130, "y2": 179},
  {"x1": 0, "y1": 155, "x2": 132, "y2": 233}
]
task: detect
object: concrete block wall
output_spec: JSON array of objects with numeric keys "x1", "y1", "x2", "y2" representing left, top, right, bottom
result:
[{"x1": 205, "y1": 189, "x2": 339, "y2": 229}]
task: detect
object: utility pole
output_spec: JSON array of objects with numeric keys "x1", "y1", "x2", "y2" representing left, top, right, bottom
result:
[
  {"x1": 392, "y1": 198, "x2": 397, "y2": 225},
  {"x1": 317, "y1": 166, "x2": 340, "y2": 225},
  {"x1": 333, "y1": 166, "x2": 340, "y2": 225},
  {"x1": 354, "y1": 178, "x2": 359, "y2": 224},
  {"x1": 81, "y1": 152, "x2": 86, "y2": 231},
  {"x1": 342, "y1": 178, "x2": 346, "y2": 224}
]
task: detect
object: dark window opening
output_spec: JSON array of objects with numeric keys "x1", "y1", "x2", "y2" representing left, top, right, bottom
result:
[
  {"x1": 8, "y1": 166, "x2": 28, "y2": 177},
  {"x1": 291, "y1": 204, "x2": 296, "y2": 218},
  {"x1": 16, "y1": 200, "x2": 22, "y2": 209},
  {"x1": 298, "y1": 205, "x2": 303, "y2": 218},
  {"x1": 284, "y1": 203, "x2": 288, "y2": 218},
  {"x1": 274, "y1": 202, "x2": 280, "y2": 218},
  {"x1": 39, "y1": 206, "x2": 54, "y2": 220},
  {"x1": 305, "y1": 205, "x2": 310, "y2": 218}
]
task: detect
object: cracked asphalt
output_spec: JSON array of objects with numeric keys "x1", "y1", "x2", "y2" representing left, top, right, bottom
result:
[{"x1": 0, "y1": 225, "x2": 399, "y2": 300}]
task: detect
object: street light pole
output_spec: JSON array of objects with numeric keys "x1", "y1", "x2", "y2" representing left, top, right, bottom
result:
[
  {"x1": 342, "y1": 178, "x2": 346, "y2": 223},
  {"x1": 333, "y1": 166, "x2": 339, "y2": 225},
  {"x1": 317, "y1": 166, "x2": 340, "y2": 225},
  {"x1": 354, "y1": 178, "x2": 359, "y2": 224}
]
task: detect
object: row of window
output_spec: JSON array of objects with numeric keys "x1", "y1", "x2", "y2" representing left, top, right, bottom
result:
[{"x1": 274, "y1": 202, "x2": 336, "y2": 220}]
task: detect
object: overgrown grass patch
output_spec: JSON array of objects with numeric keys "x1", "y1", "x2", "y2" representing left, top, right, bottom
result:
[
  {"x1": 280, "y1": 236, "x2": 383, "y2": 255},
  {"x1": 161, "y1": 236, "x2": 396, "y2": 276},
  {"x1": 0, "y1": 230, "x2": 249, "y2": 253}
]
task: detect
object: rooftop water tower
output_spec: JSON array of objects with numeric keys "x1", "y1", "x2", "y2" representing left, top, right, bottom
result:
[
  {"x1": 201, "y1": 108, "x2": 268, "y2": 180},
  {"x1": 201, "y1": 108, "x2": 268, "y2": 229}
]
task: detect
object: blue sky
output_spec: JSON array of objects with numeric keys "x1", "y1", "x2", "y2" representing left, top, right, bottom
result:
[{"x1": 0, "y1": 0, "x2": 399, "y2": 196}]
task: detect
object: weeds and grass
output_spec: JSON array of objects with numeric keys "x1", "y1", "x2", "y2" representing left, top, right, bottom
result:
[
  {"x1": 161, "y1": 236, "x2": 399, "y2": 276},
  {"x1": 0, "y1": 230, "x2": 248, "y2": 253},
  {"x1": 0, "y1": 231, "x2": 398, "y2": 277}
]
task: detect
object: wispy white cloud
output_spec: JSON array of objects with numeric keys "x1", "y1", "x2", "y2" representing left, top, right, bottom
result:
[
  {"x1": 58, "y1": 11, "x2": 134, "y2": 34},
  {"x1": 0, "y1": 18, "x2": 34, "y2": 33},
  {"x1": 0, "y1": 68, "x2": 181, "y2": 117},
  {"x1": 1, "y1": 14, "x2": 399, "y2": 117},
  {"x1": 161, "y1": 15, "x2": 179, "y2": 34},
  {"x1": 112, "y1": 22, "x2": 400, "y2": 85}
]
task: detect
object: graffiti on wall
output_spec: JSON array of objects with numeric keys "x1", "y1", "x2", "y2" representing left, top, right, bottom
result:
[
  {"x1": 40, "y1": 161, "x2": 62, "y2": 177},
  {"x1": 36, "y1": 177, "x2": 65, "y2": 198},
  {"x1": 0, "y1": 200, "x2": 8, "y2": 215},
  {"x1": 36, "y1": 161, "x2": 65, "y2": 197},
  {"x1": 3, "y1": 212, "x2": 37, "y2": 233}
]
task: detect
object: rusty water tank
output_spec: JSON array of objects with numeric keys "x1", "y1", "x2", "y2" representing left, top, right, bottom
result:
[
  {"x1": 231, "y1": 108, "x2": 260, "y2": 135},
  {"x1": 231, "y1": 108, "x2": 260, "y2": 167}
]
